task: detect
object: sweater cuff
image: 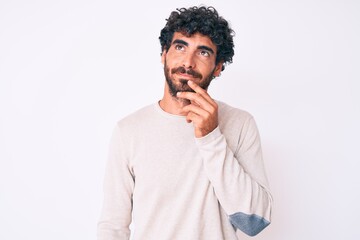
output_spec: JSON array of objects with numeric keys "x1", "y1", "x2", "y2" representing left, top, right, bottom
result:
[{"x1": 195, "y1": 126, "x2": 222, "y2": 146}]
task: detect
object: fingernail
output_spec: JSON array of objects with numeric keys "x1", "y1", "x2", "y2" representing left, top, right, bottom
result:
[
  {"x1": 188, "y1": 80, "x2": 193, "y2": 84},
  {"x1": 177, "y1": 92, "x2": 181, "y2": 96}
]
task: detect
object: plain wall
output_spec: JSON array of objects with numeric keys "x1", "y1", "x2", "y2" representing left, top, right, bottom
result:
[{"x1": 0, "y1": 0, "x2": 359, "y2": 239}]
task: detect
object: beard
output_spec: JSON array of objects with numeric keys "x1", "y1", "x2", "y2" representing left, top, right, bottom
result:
[{"x1": 164, "y1": 60, "x2": 215, "y2": 97}]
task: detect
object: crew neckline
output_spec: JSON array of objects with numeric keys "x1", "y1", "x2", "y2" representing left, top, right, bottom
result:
[{"x1": 154, "y1": 101, "x2": 187, "y2": 120}]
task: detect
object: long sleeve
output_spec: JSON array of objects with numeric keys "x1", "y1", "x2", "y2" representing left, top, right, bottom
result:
[
  {"x1": 195, "y1": 116, "x2": 273, "y2": 236},
  {"x1": 97, "y1": 124, "x2": 135, "y2": 240}
]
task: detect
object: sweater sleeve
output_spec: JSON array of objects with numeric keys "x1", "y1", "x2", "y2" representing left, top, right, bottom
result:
[
  {"x1": 97, "y1": 124, "x2": 134, "y2": 240},
  {"x1": 195, "y1": 116, "x2": 273, "y2": 236}
]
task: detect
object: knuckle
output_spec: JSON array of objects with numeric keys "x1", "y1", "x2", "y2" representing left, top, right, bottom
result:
[{"x1": 204, "y1": 112, "x2": 210, "y2": 119}]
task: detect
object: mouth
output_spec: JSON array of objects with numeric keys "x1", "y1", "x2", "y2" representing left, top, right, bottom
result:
[
  {"x1": 171, "y1": 67, "x2": 202, "y2": 79},
  {"x1": 176, "y1": 72, "x2": 198, "y2": 80}
]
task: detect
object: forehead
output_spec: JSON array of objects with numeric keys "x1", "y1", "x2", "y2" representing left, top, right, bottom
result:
[{"x1": 171, "y1": 32, "x2": 217, "y2": 51}]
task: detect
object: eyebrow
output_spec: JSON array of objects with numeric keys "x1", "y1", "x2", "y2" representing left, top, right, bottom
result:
[
  {"x1": 172, "y1": 39, "x2": 215, "y2": 55},
  {"x1": 172, "y1": 39, "x2": 188, "y2": 46}
]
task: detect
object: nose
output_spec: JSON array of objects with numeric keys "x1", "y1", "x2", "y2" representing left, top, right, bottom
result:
[{"x1": 182, "y1": 52, "x2": 196, "y2": 69}]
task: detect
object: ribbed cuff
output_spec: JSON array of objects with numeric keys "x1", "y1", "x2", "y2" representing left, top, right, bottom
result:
[{"x1": 195, "y1": 126, "x2": 222, "y2": 146}]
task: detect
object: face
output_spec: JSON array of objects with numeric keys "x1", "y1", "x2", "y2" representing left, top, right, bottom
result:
[{"x1": 161, "y1": 32, "x2": 223, "y2": 97}]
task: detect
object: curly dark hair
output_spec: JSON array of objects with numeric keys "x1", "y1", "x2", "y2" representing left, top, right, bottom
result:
[{"x1": 159, "y1": 6, "x2": 235, "y2": 71}]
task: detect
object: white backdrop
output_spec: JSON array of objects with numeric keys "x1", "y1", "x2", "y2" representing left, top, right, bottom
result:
[{"x1": 1, "y1": 0, "x2": 359, "y2": 239}]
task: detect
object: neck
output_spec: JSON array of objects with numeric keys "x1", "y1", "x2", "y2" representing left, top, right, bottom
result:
[{"x1": 159, "y1": 83, "x2": 190, "y2": 115}]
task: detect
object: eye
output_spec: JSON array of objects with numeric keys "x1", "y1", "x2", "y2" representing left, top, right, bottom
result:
[
  {"x1": 199, "y1": 50, "x2": 210, "y2": 57},
  {"x1": 174, "y1": 44, "x2": 185, "y2": 51}
]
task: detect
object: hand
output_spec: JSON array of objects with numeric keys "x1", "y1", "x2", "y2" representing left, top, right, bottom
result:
[{"x1": 177, "y1": 80, "x2": 219, "y2": 138}]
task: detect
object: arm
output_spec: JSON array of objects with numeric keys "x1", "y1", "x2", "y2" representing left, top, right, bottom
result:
[
  {"x1": 178, "y1": 81, "x2": 272, "y2": 236},
  {"x1": 195, "y1": 118, "x2": 272, "y2": 236},
  {"x1": 97, "y1": 124, "x2": 134, "y2": 240}
]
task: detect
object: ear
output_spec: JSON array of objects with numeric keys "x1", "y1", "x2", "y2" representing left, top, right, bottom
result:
[
  {"x1": 161, "y1": 50, "x2": 167, "y2": 65},
  {"x1": 213, "y1": 61, "x2": 223, "y2": 77}
]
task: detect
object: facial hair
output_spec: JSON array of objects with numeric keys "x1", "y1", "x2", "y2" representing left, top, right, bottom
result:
[{"x1": 164, "y1": 60, "x2": 216, "y2": 97}]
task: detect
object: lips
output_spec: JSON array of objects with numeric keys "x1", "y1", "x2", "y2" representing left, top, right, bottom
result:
[{"x1": 177, "y1": 72, "x2": 196, "y2": 79}]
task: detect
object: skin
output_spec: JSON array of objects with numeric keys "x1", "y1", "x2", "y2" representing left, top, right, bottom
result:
[{"x1": 159, "y1": 32, "x2": 223, "y2": 138}]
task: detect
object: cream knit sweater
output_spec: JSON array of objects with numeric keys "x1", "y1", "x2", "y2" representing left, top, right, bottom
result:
[{"x1": 98, "y1": 101, "x2": 272, "y2": 240}]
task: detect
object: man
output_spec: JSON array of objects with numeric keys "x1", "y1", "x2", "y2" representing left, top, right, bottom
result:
[{"x1": 98, "y1": 6, "x2": 272, "y2": 240}]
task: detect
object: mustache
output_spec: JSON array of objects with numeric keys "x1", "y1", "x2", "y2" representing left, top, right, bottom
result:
[{"x1": 171, "y1": 67, "x2": 202, "y2": 79}]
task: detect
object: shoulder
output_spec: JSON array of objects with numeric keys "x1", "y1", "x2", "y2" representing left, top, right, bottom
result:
[
  {"x1": 115, "y1": 103, "x2": 157, "y2": 131},
  {"x1": 216, "y1": 100, "x2": 254, "y2": 124},
  {"x1": 215, "y1": 101, "x2": 261, "y2": 153},
  {"x1": 216, "y1": 100, "x2": 259, "y2": 137}
]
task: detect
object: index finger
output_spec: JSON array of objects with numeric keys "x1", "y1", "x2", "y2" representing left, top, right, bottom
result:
[{"x1": 187, "y1": 80, "x2": 215, "y2": 105}]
